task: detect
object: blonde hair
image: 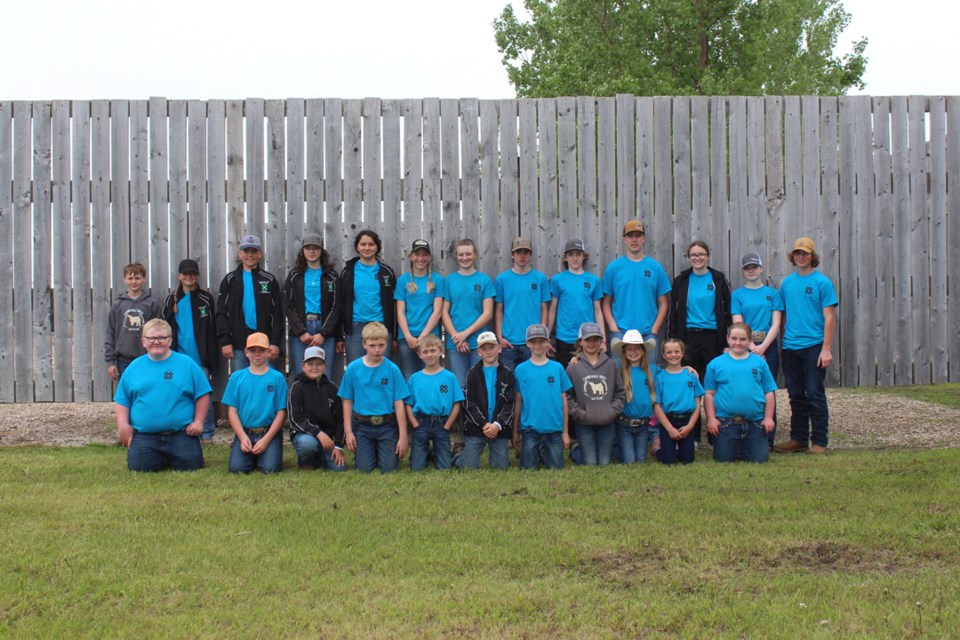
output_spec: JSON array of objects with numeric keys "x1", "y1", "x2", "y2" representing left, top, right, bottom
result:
[
  {"x1": 361, "y1": 321, "x2": 389, "y2": 343},
  {"x1": 417, "y1": 334, "x2": 443, "y2": 352},
  {"x1": 142, "y1": 318, "x2": 172, "y2": 337},
  {"x1": 406, "y1": 251, "x2": 437, "y2": 295},
  {"x1": 729, "y1": 321, "x2": 752, "y2": 337},
  {"x1": 620, "y1": 343, "x2": 655, "y2": 406}
]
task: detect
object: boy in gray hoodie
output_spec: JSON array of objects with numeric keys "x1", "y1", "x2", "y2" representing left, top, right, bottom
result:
[
  {"x1": 106, "y1": 262, "x2": 163, "y2": 381},
  {"x1": 565, "y1": 322, "x2": 626, "y2": 466}
]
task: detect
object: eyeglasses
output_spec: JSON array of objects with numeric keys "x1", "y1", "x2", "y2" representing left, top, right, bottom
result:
[
  {"x1": 688, "y1": 253, "x2": 708, "y2": 259},
  {"x1": 144, "y1": 336, "x2": 170, "y2": 343}
]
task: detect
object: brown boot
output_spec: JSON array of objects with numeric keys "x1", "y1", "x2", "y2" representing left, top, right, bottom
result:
[
  {"x1": 807, "y1": 444, "x2": 828, "y2": 455},
  {"x1": 773, "y1": 439, "x2": 809, "y2": 453}
]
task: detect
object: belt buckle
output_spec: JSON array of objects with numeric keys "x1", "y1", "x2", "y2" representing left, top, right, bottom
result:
[
  {"x1": 306, "y1": 313, "x2": 320, "y2": 321},
  {"x1": 731, "y1": 416, "x2": 745, "y2": 424},
  {"x1": 370, "y1": 415, "x2": 385, "y2": 426},
  {"x1": 751, "y1": 330, "x2": 766, "y2": 342}
]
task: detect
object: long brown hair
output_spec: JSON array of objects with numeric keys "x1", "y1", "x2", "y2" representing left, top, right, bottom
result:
[{"x1": 620, "y1": 343, "x2": 656, "y2": 405}]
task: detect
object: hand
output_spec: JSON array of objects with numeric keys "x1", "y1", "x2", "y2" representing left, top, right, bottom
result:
[
  {"x1": 499, "y1": 338, "x2": 512, "y2": 349},
  {"x1": 117, "y1": 423, "x2": 134, "y2": 447},
  {"x1": 239, "y1": 436, "x2": 254, "y2": 453},
  {"x1": 818, "y1": 348, "x2": 833, "y2": 369},
  {"x1": 299, "y1": 332, "x2": 313, "y2": 345},
  {"x1": 185, "y1": 421, "x2": 203, "y2": 437},
  {"x1": 396, "y1": 435, "x2": 408, "y2": 458},
  {"x1": 684, "y1": 365, "x2": 699, "y2": 379},
  {"x1": 310, "y1": 334, "x2": 326, "y2": 347},
  {"x1": 667, "y1": 426, "x2": 682, "y2": 441},
  {"x1": 707, "y1": 418, "x2": 721, "y2": 437},
  {"x1": 107, "y1": 365, "x2": 119, "y2": 381},
  {"x1": 221, "y1": 345, "x2": 234, "y2": 359},
  {"x1": 562, "y1": 432, "x2": 570, "y2": 450},
  {"x1": 318, "y1": 432, "x2": 335, "y2": 450},
  {"x1": 345, "y1": 431, "x2": 357, "y2": 452},
  {"x1": 482, "y1": 422, "x2": 499, "y2": 439},
  {"x1": 335, "y1": 341, "x2": 345, "y2": 355},
  {"x1": 268, "y1": 345, "x2": 280, "y2": 362},
  {"x1": 251, "y1": 436, "x2": 271, "y2": 455},
  {"x1": 511, "y1": 434, "x2": 520, "y2": 452},
  {"x1": 330, "y1": 448, "x2": 345, "y2": 467},
  {"x1": 751, "y1": 343, "x2": 767, "y2": 356},
  {"x1": 405, "y1": 336, "x2": 419, "y2": 350},
  {"x1": 457, "y1": 337, "x2": 471, "y2": 354},
  {"x1": 762, "y1": 417, "x2": 776, "y2": 433},
  {"x1": 546, "y1": 342, "x2": 557, "y2": 357},
  {"x1": 599, "y1": 341, "x2": 608, "y2": 353}
]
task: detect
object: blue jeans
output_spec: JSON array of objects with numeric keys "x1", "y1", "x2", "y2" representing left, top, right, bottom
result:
[
  {"x1": 397, "y1": 340, "x2": 426, "y2": 380},
  {"x1": 446, "y1": 348, "x2": 480, "y2": 388},
  {"x1": 519, "y1": 430, "x2": 564, "y2": 470},
  {"x1": 291, "y1": 432, "x2": 347, "y2": 471},
  {"x1": 410, "y1": 415, "x2": 452, "y2": 470},
  {"x1": 199, "y1": 366, "x2": 216, "y2": 440},
  {"x1": 128, "y1": 430, "x2": 203, "y2": 472},
  {"x1": 288, "y1": 317, "x2": 344, "y2": 379},
  {"x1": 229, "y1": 429, "x2": 283, "y2": 473},
  {"x1": 655, "y1": 413, "x2": 696, "y2": 464},
  {"x1": 353, "y1": 419, "x2": 400, "y2": 473},
  {"x1": 616, "y1": 420, "x2": 657, "y2": 464},
  {"x1": 499, "y1": 344, "x2": 531, "y2": 371},
  {"x1": 713, "y1": 418, "x2": 770, "y2": 463},
  {"x1": 782, "y1": 343, "x2": 829, "y2": 447},
  {"x1": 455, "y1": 435, "x2": 510, "y2": 469},
  {"x1": 575, "y1": 422, "x2": 616, "y2": 466},
  {"x1": 116, "y1": 358, "x2": 133, "y2": 378}
]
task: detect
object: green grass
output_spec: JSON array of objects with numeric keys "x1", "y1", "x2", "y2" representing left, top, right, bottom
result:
[
  {"x1": 2, "y1": 445, "x2": 958, "y2": 638},
  {"x1": 853, "y1": 382, "x2": 960, "y2": 409}
]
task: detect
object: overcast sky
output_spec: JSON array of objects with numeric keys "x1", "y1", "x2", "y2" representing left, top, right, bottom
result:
[{"x1": 2, "y1": 0, "x2": 957, "y2": 100}]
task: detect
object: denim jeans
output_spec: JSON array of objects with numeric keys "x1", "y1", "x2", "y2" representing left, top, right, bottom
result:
[
  {"x1": 575, "y1": 422, "x2": 616, "y2": 466},
  {"x1": 229, "y1": 429, "x2": 283, "y2": 473},
  {"x1": 616, "y1": 420, "x2": 657, "y2": 464},
  {"x1": 353, "y1": 419, "x2": 400, "y2": 473},
  {"x1": 499, "y1": 344, "x2": 531, "y2": 371},
  {"x1": 288, "y1": 317, "x2": 344, "y2": 380},
  {"x1": 409, "y1": 414, "x2": 452, "y2": 470},
  {"x1": 128, "y1": 430, "x2": 203, "y2": 472},
  {"x1": 455, "y1": 435, "x2": 510, "y2": 469},
  {"x1": 116, "y1": 357, "x2": 133, "y2": 378},
  {"x1": 397, "y1": 340, "x2": 425, "y2": 380},
  {"x1": 519, "y1": 430, "x2": 564, "y2": 469},
  {"x1": 291, "y1": 432, "x2": 347, "y2": 471},
  {"x1": 446, "y1": 348, "x2": 480, "y2": 389},
  {"x1": 713, "y1": 418, "x2": 770, "y2": 463},
  {"x1": 655, "y1": 413, "x2": 696, "y2": 464},
  {"x1": 199, "y1": 366, "x2": 217, "y2": 440},
  {"x1": 782, "y1": 343, "x2": 829, "y2": 447}
]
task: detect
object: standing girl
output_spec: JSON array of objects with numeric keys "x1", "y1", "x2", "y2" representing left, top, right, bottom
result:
[
  {"x1": 440, "y1": 239, "x2": 495, "y2": 387},
  {"x1": 283, "y1": 234, "x2": 340, "y2": 379},
  {"x1": 653, "y1": 338, "x2": 705, "y2": 465},
  {"x1": 612, "y1": 329, "x2": 661, "y2": 464},
  {"x1": 547, "y1": 239, "x2": 605, "y2": 369},
  {"x1": 394, "y1": 239, "x2": 444, "y2": 379}
]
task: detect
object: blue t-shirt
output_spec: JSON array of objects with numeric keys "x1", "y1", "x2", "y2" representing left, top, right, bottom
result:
[
  {"x1": 394, "y1": 272, "x2": 444, "y2": 338},
  {"x1": 114, "y1": 351, "x2": 212, "y2": 433},
  {"x1": 406, "y1": 368, "x2": 464, "y2": 416},
  {"x1": 175, "y1": 292, "x2": 202, "y2": 365},
  {"x1": 242, "y1": 270, "x2": 257, "y2": 330},
  {"x1": 304, "y1": 267, "x2": 323, "y2": 315},
  {"x1": 621, "y1": 363, "x2": 661, "y2": 419},
  {"x1": 779, "y1": 270, "x2": 838, "y2": 350},
  {"x1": 601, "y1": 255, "x2": 671, "y2": 334},
  {"x1": 222, "y1": 367, "x2": 288, "y2": 428},
  {"x1": 440, "y1": 271, "x2": 496, "y2": 350},
  {"x1": 339, "y1": 357, "x2": 410, "y2": 416},
  {"x1": 704, "y1": 353, "x2": 777, "y2": 421},
  {"x1": 686, "y1": 272, "x2": 718, "y2": 330},
  {"x1": 483, "y1": 365, "x2": 498, "y2": 422},
  {"x1": 352, "y1": 261, "x2": 383, "y2": 323},
  {"x1": 514, "y1": 359, "x2": 573, "y2": 433},
  {"x1": 655, "y1": 369, "x2": 704, "y2": 415},
  {"x1": 495, "y1": 269, "x2": 551, "y2": 344},
  {"x1": 731, "y1": 285, "x2": 784, "y2": 335},
  {"x1": 549, "y1": 270, "x2": 603, "y2": 343}
]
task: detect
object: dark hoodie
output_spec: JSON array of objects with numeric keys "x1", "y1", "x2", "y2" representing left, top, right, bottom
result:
[{"x1": 565, "y1": 352, "x2": 626, "y2": 426}]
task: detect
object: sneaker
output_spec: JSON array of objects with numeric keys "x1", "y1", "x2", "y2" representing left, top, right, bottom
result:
[
  {"x1": 808, "y1": 444, "x2": 828, "y2": 455},
  {"x1": 773, "y1": 439, "x2": 809, "y2": 453}
]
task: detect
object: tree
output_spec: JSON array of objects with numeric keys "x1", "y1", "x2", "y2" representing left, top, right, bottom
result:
[{"x1": 493, "y1": 0, "x2": 868, "y2": 97}]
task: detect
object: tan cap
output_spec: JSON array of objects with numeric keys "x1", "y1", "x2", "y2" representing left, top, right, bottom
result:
[
  {"x1": 245, "y1": 332, "x2": 270, "y2": 349},
  {"x1": 511, "y1": 236, "x2": 532, "y2": 252},
  {"x1": 791, "y1": 237, "x2": 816, "y2": 254},
  {"x1": 476, "y1": 331, "x2": 499, "y2": 347},
  {"x1": 623, "y1": 220, "x2": 645, "y2": 235}
]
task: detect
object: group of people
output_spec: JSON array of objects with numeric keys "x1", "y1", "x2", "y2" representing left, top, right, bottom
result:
[{"x1": 109, "y1": 221, "x2": 837, "y2": 473}]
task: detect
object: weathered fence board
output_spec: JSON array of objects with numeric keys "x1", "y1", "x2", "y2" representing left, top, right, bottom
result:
[
  {"x1": 14, "y1": 102, "x2": 34, "y2": 401},
  {"x1": 948, "y1": 97, "x2": 960, "y2": 382},
  {"x1": 0, "y1": 102, "x2": 12, "y2": 402},
  {"x1": 91, "y1": 100, "x2": 112, "y2": 401},
  {"x1": 52, "y1": 100, "x2": 73, "y2": 401},
  {"x1": 72, "y1": 102, "x2": 93, "y2": 402},
  {"x1": 32, "y1": 101, "x2": 53, "y2": 402}
]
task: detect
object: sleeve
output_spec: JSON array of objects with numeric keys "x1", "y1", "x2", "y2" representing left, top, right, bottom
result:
[
  {"x1": 493, "y1": 369, "x2": 517, "y2": 432},
  {"x1": 451, "y1": 374, "x2": 465, "y2": 403},
  {"x1": 559, "y1": 366, "x2": 573, "y2": 393},
  {"x1": 284, "y1": 271, "x2": 306, "y2": 338},
  {"x1": 657, "y1": 263, "x2": 672, "y2": 296},
  {"x1": 821, "y1": 276, "x2": 839, "y2": 308},
  {"x1": 222, "y1": 373, "x2": 240, "y2": 408},
  {"x1": 730, "y1": 290, "x2": 742, "y2": 316},
  {"x1": 337, "y1": 367, "x2": 355, "y2": 401},
  {"x1": 202, "y1": 291, "x2": 220, "y2": 374},
  {"x1": 771, "y1": 288, "x2": 785, "y2": 311},
  {"x1": 539, "y1": 273, "x2": 551, "y2": 303},
  {"x1": 692, "y1": 373, "x2": 706, "y2": 398},
  {"x1": 329, "y1": 383, "x2": 345, "y2": 446},
  {"x1": 149, "y1": 296, "x2": 163, "y2": 321},
  {"x1": 105, "y1": 303, "x2": 118, "y2": 364},
  {"x1": 565, "y1": 366, "x2": 585, "y2": 423},
  {"x1": 393, "y1": 274, "x2": 406, "y2": 302},
  {"x1": 703, "y1": 363, "x2": 718, "y2": 392},
  {"x1": 601, "y1": 263, "x2": 614, "y2": 296},
  {"x1": 215, "y1": 275, "x2": 232, "y2": 347},
  {"x1": 462, "y1": 368, "x2": 486, "y2": 429},
  {"x1": 272, "y1": 373, "x2": 289, "y2": 412},
  {"x1": 482, "y1": 274, "x2": 497, "y2": 299},
  {"x1": 320, "y1": 268, "x2": 346, "y2": 338},
  {"x1": 392, "y1": 368, "x2": 411, "y2": 403},
  {"x1": 590, "y1": 274, "x2": 603, "y2": 301},
  {"x1": 610, "y1": 367, "x2": 626, "y2": 415},
  {"x1": 191, "y1": 361, "x2": 213, "y2": 399},
  {"x1": 667, "y1": 277, "x2": 681, "y2": 338},
  {"x1": 549, "y1": 275, "x2": 560, "y2": 301},
  {"x1": 287, "y1": 381, "x2": 316, "y2": 437},
  {"x1": 405, "y1": 376, "x2": 418, "y2": 407},
  {"x1": 494, "y1": 273, "x2": 505, "y2": 303},
  {"x1": 114, "y1": 376, "x2": 131, "y2": 406}
]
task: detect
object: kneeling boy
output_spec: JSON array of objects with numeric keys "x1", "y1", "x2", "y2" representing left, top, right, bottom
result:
[
  {"x1": 406, "y1": 334, "x2": 463, "y2": 470},
  {"x1": 458, "y1": 331, "x2": 515, "y2": 469},
  {"x1": 288, "y1": 346, "x2": 346, "y2": 471}
]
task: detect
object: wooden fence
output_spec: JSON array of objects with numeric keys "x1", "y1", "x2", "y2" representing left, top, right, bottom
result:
[{"x1": 0, "y1": 95, "x2": 957, "y2": 403}]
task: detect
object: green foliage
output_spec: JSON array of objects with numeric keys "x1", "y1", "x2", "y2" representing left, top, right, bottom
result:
[{"x1": 493, "y1": 0, "x2": 869, "y2": 97}]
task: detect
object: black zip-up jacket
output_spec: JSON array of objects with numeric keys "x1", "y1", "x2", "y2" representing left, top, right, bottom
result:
[
  {"x1": 162, "y1": 288, "x2": 220, "y2": 373},
  {"x1": 320, "y1": 257, "x2": 397, "y2": 338},
  {"x1": 667, "y1": 266, "x2": 732, "y2": 354},
  {"x1": 215, "y1": 265, "x2": 285, "y2": 350},
  {"x1": 283, "y1": 266, "x2": 340, "y2": 339},
  {"x1": 287, "y1": 372, "x2": 344, "y2": 446},
  {"x1": 463, "y1": 361, "x2": 516, "y2": 438}
]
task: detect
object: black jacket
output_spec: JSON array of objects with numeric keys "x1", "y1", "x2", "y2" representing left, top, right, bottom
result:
[
  {"x1": 667, "y1": 267, "x2": 732, "y2": 353},
  {"x1": 463, "y1": 361, "x2": 516, "y2": 438},
  {"x1": 283, "y1": 266, "x2": 340, "y2": 339},
  {"x1": 215, "y1": 266, "x2": 285, "y2": 350},
  {"x1": 162, "y1": 288, "x2": 219, "y2": 373},
  {"x1": 320, "y1": 257, "x2": 397, "y2": 338},
  {"x1": 287, "y1": 372, "x2": 344, "y2": 446}
]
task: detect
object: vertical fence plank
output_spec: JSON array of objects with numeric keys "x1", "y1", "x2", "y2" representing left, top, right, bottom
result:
[
  {"x1": 818, "y1": 97, "x2": 841, "y2": 387},
  {"x1": 323, "y1": 99, "x2": 344, "y2": 265},
  {"x1": 13, "y1": 102, "x2": 34, "y2": 401},
  {"x1": 537, "y1": 98, "x2": 558, "y2": 265},
  {"x1": 615, "y1": 94, "x2": 636, "y2": 259},
  {"x1": 479, "y1": 100, "x2": 501, "y2": 274},
  {"x1": 0, "y1": 102, "x2": 12, "y2": 402},
  {"x1": 343, "y1": 99, "x2": 363, "y2": 247},
  {"x1": 51, "y1": 101, "x2": 73, "y2": 401},
  {"x1": 889, "y1": 97, "x2": 911, "y2": 384},
  {"x1": 871, "y1": 98, "x2": 894, "y2": 386},
  {"x1": 577, "y1": 97, "x2": 600, "y2": 274},
  {"x1": 801, "y1": 96, "x2": 821, "y2": 239},
  {"x1": 32, "y1": 102, "x2": 54, "y2": 402},
  {"x1": 91, "y1": 100, "x2": 113, "y2": 401},
  {"x1": 556, "y1": 97, "x2": 577, "y2": 273},
  {"x1": 401, "y1": 100, "x2": 423, "y2": 246},
  {"x1": 651, "y1": 97, "x2": 672, "y2": 268},
  {"x1": 597, "y1": 98, "x2": 618, "y2": 265},
  {"x1": 245, "y1": 98, "x2": 265, "y2": 236},
  {"x1": 671, "y1": 96, "x2": 691, "y2": 274},
  {"x1": 709, "y1": 98, "x2": 730, "y2": 284},
  {"x1": 422, "y1": 99, "x2": 442, "y2": 262},
  {"x1": 207, "y1": 100, "x2": 227, "y2": 282},
  {"x1": 286, "y1": 98, "x2": 306, "y2": 253},
  {"x1": 908, "y1": 96, "x2": 930, "y2": 384},
  {"x1": 382, "y1": 99, "x2": 402, "y2": 264},
  {"x1": 635, "y1": 97, "x2": 655, "y2": 272},
  {"x1": 928, "y1": 97, "x2": 948, "y2": 383},
  {"x1": 149, "y1": 97, "x2": 170, "y2": 291},
  {"x1": 264, "y1": 99, "x2": 286, "y2": 276},
  {"x1": 362, "y1": 98, "x2": 384, "y2": 255},
  {"x1": 460, "y1": 99, "x2": 481, "y2": 266},
  {"x1": 72, "y1": 101, "x2": 93, "y2": 401},
  {"x1": 837, "y1": 97, "x2": 858, "y2": 387},
  {"x1": 168, "y1": 100, "x2": 189, "y2": 284},
  {"x1": 499, "y1": 99, "x2": 519, "y2": 271},
  {"x1": 130, "y1": 100, "x2": 150, "y2": 266},
  {"x1": 763, "y1": 97, "x2": 785, "y2": 285},
  {"x1": 226, "y1": 100, "x2": 245, "y2": 254},
  {"x1": 440, "y1": 98, "x2": 463, "y2": 271},
  {"x1": 690, "y1": 97, "x2": 710, "y2": 261},
  {"x1": 111, "y1": 100, "x2": 131, "y2": 285},
  {"x1": 728, "y1": 97, "x2": 747, "y2": 280},
  {"x1": 742, "y1": 97, "x2": 766, "y2": 279},
  {"x1": 304, "y1": 99, "x2": 324, "y2": 238},
  {"x1": 188, "y1": 100, "x2": 209, "y2": 270},
  {"x1": 782, "y1": 97, "x2": 802, "y2": 249},
  {"x1": 948, "y1": 97, "x2": 960, "y2": 382},
  {"x1": 852, "y1": 96, "x2": 876, "y2": 386},
  {"x1": 518, "y1": 99, "x2": 538, "y2": 245}
]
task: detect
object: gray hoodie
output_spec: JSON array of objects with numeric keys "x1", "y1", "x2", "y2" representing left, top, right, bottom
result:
[
  {"x1": 565, "y1": 353, "x2": 626, "y2": 426},
  {"x1": 105, "y1": 292, "x2": 163, "y2": 365}
]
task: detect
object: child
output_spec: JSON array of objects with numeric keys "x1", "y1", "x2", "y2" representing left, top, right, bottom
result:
[
  {"x1": 494, "y1": 236, "x2": 551, "y2": 370},
  {"x1": 405, "y1": 334, "x2": 463, "y2": 470},
  {"x1": 612, "y1": 330, "x2": 662, "y2": 464},
  {"x1": 216, "y1": 234, "x2": 284, "y2": 371},
  {"x1": 287, "y1": 346, "x2": 346, "y2": 471},
  {"x1": 458, "y1": 331, "x2": 516, "y2": 469},
  {"x1": 339, "y1": 322, "x2": 410, "y2": 473},
  {"x1": 731, "y1": 252, "x2": 783, "y2": 448},
  {"x1": 548, "y1": 239, "x2": 604, "y2": 369},
  {"x1": 163, "y1": 258, "x2": 218, "y2": 441},
  {"x1": 283, "y1": 234, "x2": 340, "y2": 379},
  {"x1": 512, "y1": 324, "x2": 573, "y2": 470},
  {"x1": 106, "y1": 262, "x2": 162, "y2": 381},
  {"x1": 440, "y1": 238, "x2": 496, "y2": 387},
  {"x1": 223, "y1": 332, "x2": 289, "y2": 473},
  {"x1": 704, "y1": 322, "x2": 777, "y2": 463},
  {"x1": 395, "y1": 239, "x2": 444, "y2": 379},
  {"x1": 653, "y1": 338, "x2": 704, "y2": 465}
]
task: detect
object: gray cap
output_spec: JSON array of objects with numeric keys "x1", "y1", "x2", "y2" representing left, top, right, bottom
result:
[
  {"x1": 578, "y1": 322, "x2": 603, "y2": 339},
  {"x1": 301, "y1": 233, "x2": 323, "y2": 249},
  {"x1": 411, "y1": 239, "x2": 430, "y2": 253},
  {"x1": 741, "y1": 252, "x2": 763, "y2": 268},
  {"x1": 303, "y1": 346, "x2": 326, "y2": 362},
  {"x1": 239, "y1": 235, "x2": 262, "y2": 251},
  {"x1": 525, "y1": 323, "x2": 550, "y2": 341},
  {"x1": 564, "y1": 239, "x2": 586, "y2": 253}
]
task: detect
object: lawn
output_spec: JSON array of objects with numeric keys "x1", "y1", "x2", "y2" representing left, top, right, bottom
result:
[{"x1": 2, "y1": 445, "x2": 957, "y2": 638}]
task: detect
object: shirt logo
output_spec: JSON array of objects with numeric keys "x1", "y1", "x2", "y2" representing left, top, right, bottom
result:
[
  {"x1": 765, "y1": 295, "x2": 772, "y2": 302},
  {"x1": 439, "y1": 384, "x2": 449, "y2": 394},
  {"x1": 267, "y1": 384, "x2": 275, "y2": 393},
  {"x1": 123, "y1": 309, "x2": 145, "y2": 330},
  {"x1": 260, "y1": 282, "x2": 270, "y2": 293},
  {"x1": 707, "y1": 283, "x2": 715, "y2": 291},
  {"x1": 199, "y1": 306, "x2": 209, "y2": 317},
  {"x1": 687, "y1": 380, "x2": 694, "y2": 388},
  {"x1": 384, "y1": 276, "x2": 392, "y2": 287},
  {"x1": 380, "y1": 377, "x2": 389, "y2": 386},
  {"x1": 163, "y1": 371, "x2": 173, "y2": 380},
  {"x1": 547, "y1": 375, "x2": 555, "y2": 384},
  {"x1": 583, "y1": 378, "x2": 608, "y2": 396},
  {"x1": 644, "y1": 270, "x2": 652, "y2": 278},
  {"x1": 531, "y1": 283, "x2": 538, "y2": 291},
  {"x1": 583, "y1": 282, "x2": 591, "y2": 290},
  {"x1": 327, "y1": 282, "x2": 335, "y2": 291},
  {"x1": 805, "y1": 286, "x2": 814, "y2": 295},
  {"x1": 473, "y1": 284, "x2": 482, "y2": 292}
]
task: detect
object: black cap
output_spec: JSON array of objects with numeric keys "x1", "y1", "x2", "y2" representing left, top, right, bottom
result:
[
  {"x1": 178, "y1": 259, "x2": 200, "y2": 274},
  {"x1": 411, "y1": 239, "x2": 431, "y2": 253}
]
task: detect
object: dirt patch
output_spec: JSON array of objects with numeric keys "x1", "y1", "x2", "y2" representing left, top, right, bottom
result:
[{"x1": 1, "y1": 389, "x2": 959, "y2": 448}]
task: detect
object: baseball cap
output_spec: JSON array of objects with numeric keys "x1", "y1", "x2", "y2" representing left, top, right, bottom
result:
[
  {"x1": 740, "y1": 253, "x2": 763, "y2": 268},
  {"x1": 476, "y1": 331, "x2": 499, "y2": 347},
  {"x1": 239, "y1": 235, "x2": 262, "y2": 251},
  {"x1": 623, "y1": 220, "x2": 645, "y2": 235},
  {"x1": 411, "y1": 239, "x2": 431, "y2": 253},
  {"x1": 177, "y1": 259, "x2": 200, "y2": 274},
  {"x1": 245, "y1": 332, "x2": 270, "y2": 349},
  {"x1": 564, "y1": 239, "x2": 586, "y2": 253},
  {"x1": 578, "y1": 322, "x2": 603, "y2": 340},
  {"x1": 791, "y1": 237, "x2": 816, "y2": 254},
  {"x1": 525, "y1": 324, "x2": 550, "y2": 341},
  {"x1": 611, "y1": 329, "x2": 656, "y2": 358},
  {"x1": 511, "y1": 236, "x2": 533, "y2": 252},
  {"x1": 303, "y1": 346, "x2": 326, "y2": 362},
  {"x1": 301, "y1": 233, "x2": 323, "y2": 249}
]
